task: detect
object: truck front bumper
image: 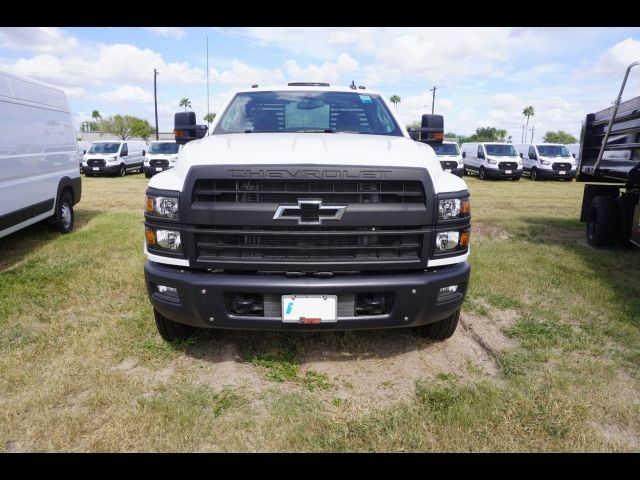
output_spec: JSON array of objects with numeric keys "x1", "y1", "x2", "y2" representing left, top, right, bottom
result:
[
  {"x1": 535, "y1": 168, "x2": 576, "y2": 179},
  {"x1": 81, "y1": 164, "x2": 121, "y2": 175},
  {"x1": 144, "y1": 260, "x2": 470, "y2": 331},
  {"x1": 485, "y1": 167, "x2": 522, "y2": 179}
]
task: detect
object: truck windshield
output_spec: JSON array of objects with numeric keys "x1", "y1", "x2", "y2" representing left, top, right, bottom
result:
[
  {"x1": 536, "y1": 145, "x2": 570, "y2": 157},
  {"x1": 433, "y1": 143, "x2": 460, "y2": 156},
  {"x1": 213, "y1": 91, "x2": 402, "y2": 136},
  {"x1": 148, "y1": 142, "x2": 179, "y2": 154},
  {"x1": 88, "y1": 143, "x2": 120, "y2": 154},
  {"x1": 485, "y1": 144, "x2": 517, "y2": 156}
]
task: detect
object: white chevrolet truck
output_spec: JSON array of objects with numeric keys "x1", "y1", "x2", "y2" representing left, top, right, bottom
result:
[{"x1": 143, "y1": 83, "x2": 471, "y2": 342}]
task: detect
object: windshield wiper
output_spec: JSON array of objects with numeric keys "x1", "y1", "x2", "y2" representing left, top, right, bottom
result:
[{"x1": 294, "y1": 129, "x2": 336, "y2": 133}]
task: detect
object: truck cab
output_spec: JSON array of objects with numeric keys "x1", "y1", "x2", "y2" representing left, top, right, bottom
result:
[
  {"x1": 514, "y1": 143, "x2": 576, "y2": 181},
  {"x1": 143, "y1": 83, "x2": 471, "y2": 342}
]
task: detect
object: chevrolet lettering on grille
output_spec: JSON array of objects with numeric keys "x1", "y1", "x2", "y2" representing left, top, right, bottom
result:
[{"x1": 273, "y1": 199, "x2": 347, "y2": 225}]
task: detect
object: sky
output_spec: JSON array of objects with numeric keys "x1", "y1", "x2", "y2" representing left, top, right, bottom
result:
[{"x1": 2, "y1": 26, "x2": 640, "y2": 142}]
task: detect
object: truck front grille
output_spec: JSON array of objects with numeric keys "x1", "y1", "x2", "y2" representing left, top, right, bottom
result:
[
  {"x1": 193, "y1": 226, "x2": 424, "y2": 263},
  {"x1": 498, "y1": 162, "x2": 517, "y2": 170},
  {"x1": 192, "y1": 179, "x2": 425, "y2": 205},
  {"x1": 439, "y1": 161, "x2": 458, "y2": 170},
  {"x1": 87, "y1": 158, "x2": 106, "y2": 167}
]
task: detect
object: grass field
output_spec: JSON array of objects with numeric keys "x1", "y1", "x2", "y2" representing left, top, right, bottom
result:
[{"x1": 0, "y1": 173, "x2": 638, "y2": 452}]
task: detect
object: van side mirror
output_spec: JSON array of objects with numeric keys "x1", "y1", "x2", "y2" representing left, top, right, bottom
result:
[
  {"x1": 174, "y1": 112, "x2": 208, "y2": 145},
  {"x1": 478, "y1": 151, "x2": 485, "y2": 159},
  {"x1": 572, "y1": 153, "x2": 576, "y2": 158},
  {"x1": 462, "y1": 151, "x2": 466, "y2": 158},
  {"x1": 82, "y1": 150, "x2": 86, "y2": 155},
  {"x1": 519, "y1": 152, "x2": 524, "y2": 158},
  {"x1": 142, "y1": 150, "x2": 146, "y2": 156}
]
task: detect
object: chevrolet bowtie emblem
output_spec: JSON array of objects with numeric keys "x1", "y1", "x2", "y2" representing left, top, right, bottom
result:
[{"x1": 273, "y1": 199, "x2": 347, "y2": 225}]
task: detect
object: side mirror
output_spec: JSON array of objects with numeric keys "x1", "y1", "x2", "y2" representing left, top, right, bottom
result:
[
  {"x1": 532, "y1": 153, "x2": 538, "y2": 160},
  {"x1": 519, "y1": 152, "x2": 524, "y2": 158},
  {"x1": 142, "y1": 150, "x2": 146, "y2": 156},
  {"x1": 407, "y1": 129, "x2": 419, "y2": 141},
  {"x1": 174, "y1": 112, "x2": 208, "y2": 145},
  {"x1": 462, "y1": 151, "x2": 466, "y2": 159},
  {"x1": 572, "y1": 153, "x2": 576, "y2": 158},
  {"x1": 406, "y1": 115, "x2": 444, "y2": 146},
  {"x1": 82, "y1": 150, "x2": 86, "y2": 155},
  {"x1": 478, "y1": 151, "x2": 485, "y2": 159}
]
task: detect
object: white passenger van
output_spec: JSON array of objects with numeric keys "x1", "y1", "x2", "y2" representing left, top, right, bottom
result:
[
  {"x1": 143, "y1": 140, "x2": 182, "y2": 178},
  {"x1": 81, "y1": 140, "x2": 146, "y2": 176},
  {"x1": 514, "y1": 143, "x2": 576, "y2": 181},
  {"x1": 0, "y1": 70, "x2": 81, "y2": 239},
  {"x1": 432, "y1": 141, "x2": 464, "y2": 177},
  {"x1": 460, "y1": 142, "x2": 523, "y2": 180}
]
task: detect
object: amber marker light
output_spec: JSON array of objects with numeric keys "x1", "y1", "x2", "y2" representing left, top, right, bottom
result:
[
  {"x1": 145, "y1": 227, "x2": 156, "y2": 246},
  {"x1": 461, "y1": 198, "x2": 471, "y2": 215},
  {"x1": 459, "y1": 230, "x2": 470, "y2": 247}
]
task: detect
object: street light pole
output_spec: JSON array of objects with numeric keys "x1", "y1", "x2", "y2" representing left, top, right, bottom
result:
[
  {"x1": 429, "y1": 86, "x2": 437, "y2": 114},
  {"x1": 153, "y1": 68, "x2": 159, "y2": 140}
]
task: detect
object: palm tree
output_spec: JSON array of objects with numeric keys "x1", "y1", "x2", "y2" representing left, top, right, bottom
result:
[
  {"x1": 179, "y1": 97, "x2": 192, "y2": 112},
  {"x1": 389, "y1": 95, "x2": 401, "y2": 112},
  {"x1": 91, "y1": 110, "x2": 101, "y2": 120},
  {"x1": 522, "y1": 105, "x2": 535, "y2": 142}
]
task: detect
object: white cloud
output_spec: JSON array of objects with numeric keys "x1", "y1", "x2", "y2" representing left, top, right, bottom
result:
[
  {"x1": 596, "y1": 37, "x2": 640, "y2": 75},
  {"x1": 0, "y1": 27, "x2": 79, "y2": 55},
  {"x1": 97, "y1": 85, "x2": 153, "y2": 104},
  {"x1": 285, "y1": 53, "x2": 359, "y2": 84},
  {"x1": 210, "y1": 60, "x2": 284, "y2": 87},
  {"x1": 144, "y1": 27, "x2": 187, "y2": 40}
]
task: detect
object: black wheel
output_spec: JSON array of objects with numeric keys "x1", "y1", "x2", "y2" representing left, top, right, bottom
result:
[
  {"x1": 463, "y1": 168, "x2": 468, "y2": 176},
  {"x1": 53, "y1": 190, "x2": 74, "y2": 234},
  {"x1": 154, "y1": 309, "x2": 198, "y2": 342},
  {"x1": 587, "y1": 196, "x2": 617, "y2": 247},
  {"x1": 413, "y1": 309, "x2": 460, "y2": 341},
  {"x1": 531, "y1": 168, "x2": 538, "y2": 181},
  {"x1": 513, "y1": 176, "x2": 520, "y2": 181},
  {"x1": 119, "y1": 164, "x2": 126, "y2": 177},
  {"x1": 479, "y1": 167, "x2": 486, "y2": 180}
]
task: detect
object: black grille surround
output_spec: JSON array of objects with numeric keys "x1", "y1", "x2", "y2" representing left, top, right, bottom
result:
[
  {"x1": 87, "y1": 158, "x2": 106, "y2": 167},
  {"x1": 552, "y1": 162, "x2": 572, "y2": 171},
  {"x1": 147, "y1": 165, "x2": 470, "y2": 272},
  {"x1": 150, "y1": 159, "x2": 169, "y2": 169},
  {"x1": 439, "y1": 161, "x2": 458, "y2": 170},
  {"x1": 498, "y1": 161, "x2": 518, "y2": 170}
]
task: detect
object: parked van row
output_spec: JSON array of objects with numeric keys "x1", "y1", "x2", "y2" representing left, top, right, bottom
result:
[{"x1": 80, "y1": 140, "x2": 181, "y2": 177}]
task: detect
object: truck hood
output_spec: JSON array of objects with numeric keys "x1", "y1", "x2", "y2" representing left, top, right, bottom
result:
[{"x1": 151, "y1": 133, "x2": 468, "y2": 194}]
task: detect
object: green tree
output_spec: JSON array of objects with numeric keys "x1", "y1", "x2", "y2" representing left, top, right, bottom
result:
[
  {"x1": 98, "y1": 115, "x2": 155, "y2": 141},
  {"x1": 389, "y1": 95, "x2": 401, "y2": 112},
  {"x1": 92, "y1": 110, "x2": 101, "y2": 120},
  {"x1": 522, "y1": 105, "x2": 535, "y2": 142},
  {"x1": 543, "y1": 130, "x2": 577, "y2": 144},
  {"x1": 406, "y1": 120, "x2": 421, "y2": 130},
  {"x1": 468, "y1": 127, "x2": 509, "y2": 142},
  {"x1": 204, "y1": 112, "x2": 216, "y2": 125},
  {"x1": 179, "y1": 97, "x2": 192, "y2": 111}
]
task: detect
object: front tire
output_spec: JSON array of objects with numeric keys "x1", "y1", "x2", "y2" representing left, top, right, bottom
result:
[
  {"x1": 479, "y1": 167, "x2": 486, "y2": 180},
  {"x1": 145, "y1": 172, "x2": 152, "y2": 179},
  {"x1": 413, "y1": 309, "x2": 460, "y2": 341},
  {"x1": 531, "y1": 168, "x2": 538, "y2": 181},
  {"x1": 119, "y1": 164, "x2": 126, "y2": 177},
  {"x1": 54, "y1": 190, "x2": 74, "y2": 234},
  {"x1": 154, "y1": 309, "x2": 198, "y2": 342}
]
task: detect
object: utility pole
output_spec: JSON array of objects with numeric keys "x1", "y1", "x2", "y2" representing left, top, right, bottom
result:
[
  {"x1": 206, "y1": 35, "x2": 210, "y2": 134},
  {"x1": 153, "y1": 68, "x2": 159, "y2": 140},
  {"x1": 530, "y1": 125, "x2": 535, "y2": 143},
  {"x1": 521, "y1": 124, "x2": 525, "y2": 143},
  {"x1": 429, "y1": 86, "x2": 437, "y2": 114}
]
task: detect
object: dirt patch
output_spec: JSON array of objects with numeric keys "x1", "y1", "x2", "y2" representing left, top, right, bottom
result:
[
  {"x1": 587, "y1": 421, "x2": 640, "y2": 451},
  {"x1": 111, "y1": 358, "x2": 175, "y2": 387},
  {"x1": 472, "y1": 222, "x2": 512, "y2": 241}
]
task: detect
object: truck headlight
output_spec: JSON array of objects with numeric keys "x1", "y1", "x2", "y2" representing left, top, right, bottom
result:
[
  {"x1": 146, "y1": 227, "x2": 182, "y2": 252},
  {"x1": 540, "y1": 159, "x2": 551, "y2": 165},
  {"x1": 146, "y1": 194, "x2": 179, "y2": 219},
  {"x1": 487, "y1": 158, "x2": 497, "y2": 164},
  {"x1": 434, "y1": 229, "x2": 470, "y2": 253},
  {"x1": 438, "y1": 198, "x2": 470, "y2": 221},
  {"x1": 109, "y1": 155, "x2": 118, "y2": 162}
]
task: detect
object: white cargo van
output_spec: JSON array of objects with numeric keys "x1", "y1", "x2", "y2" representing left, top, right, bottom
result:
[
  {"x1": 143, "y1": 140, "x2": 182, "y2": 178},
  {"x1": 460, "y1": 142, "x2": 523, "y2": 180},
  {"x1": 81, "y1": 140, "x2": 146, "y2": 176},
  {"x1": 432, "y1": 141, "x2": 464, "y2": 177},
  {"x1": 0, "y1": 71, "x2": 81, "y2": 239},
  {"x1": 514, "y1": 143, "x2": 576, "y2": 181}
]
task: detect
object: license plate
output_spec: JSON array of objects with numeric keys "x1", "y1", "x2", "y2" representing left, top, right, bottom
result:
[
  {"x1": 155, "y1": 167, "x2": 162, "y2": 171},
  {"x1": 505, "y1": 169, "x2": 512, "y2": 174},
  {"x1": 92, "y1": 167, "x2": 99, "y2": 171},
  {"x1": 281, "y1": 295, "x2": 337, "y2": 323},
  {"x1": 559, "y1": 171, "x2": 566, "y2": 175}
]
